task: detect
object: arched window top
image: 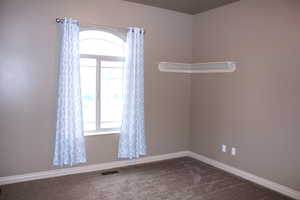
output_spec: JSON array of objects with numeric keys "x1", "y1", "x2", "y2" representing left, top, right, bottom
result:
[{"x1": 80, "y1": 30, "x2": 125, "y2": 57}]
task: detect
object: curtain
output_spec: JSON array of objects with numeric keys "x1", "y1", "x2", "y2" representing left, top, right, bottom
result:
[
  {"x1": 53, "y1": 18, "x2": 86, "y2": 166},
  {"x1": 118, "y1": 27, "x2": 146, "y2": 159}
]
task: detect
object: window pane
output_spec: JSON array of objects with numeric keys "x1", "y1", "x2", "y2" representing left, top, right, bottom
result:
[
  {"x1": 101, "y1": 122, "x2": 121, "y2": 129},
  {"x1": 80, "y1": 58, "x2": 97, "y2": 67},
  {"x1": 80, "y1": 30, "x2": 125, "y2": 57},
  {"x1": 101, "y1": 61, "x2": 123, "y2": 129},
  {"x1": 80, "y1": 59, "x2": 97, "y2": 131},
  {"x1": 101, "y1": 61, "x2": 124, "y2": 68}
]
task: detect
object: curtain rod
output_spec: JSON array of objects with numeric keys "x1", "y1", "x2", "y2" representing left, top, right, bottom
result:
[{"x1": 55, "y1": 18, "x2": 146, "y2": 34}]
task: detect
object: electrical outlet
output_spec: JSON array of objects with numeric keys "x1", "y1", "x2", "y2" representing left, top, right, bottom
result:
[
  {"x1": 222, "y1": 145, "x2": 227, "y2": 153},
  {"x1": 231, "y1": 147, "x2": 237, "y2": 156}
]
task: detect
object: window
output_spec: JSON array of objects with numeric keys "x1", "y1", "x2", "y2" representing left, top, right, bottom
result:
[{"x1": 79, "y1": 30, "x2": 125, "y2": 135}]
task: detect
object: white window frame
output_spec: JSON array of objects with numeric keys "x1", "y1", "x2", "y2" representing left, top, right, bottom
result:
[
  {"x1": 81, "y1": 54, "x2": 125, "y2": 136},
  {"x1": 80, "y1": 27, "x2": 126, "y2": 136}
]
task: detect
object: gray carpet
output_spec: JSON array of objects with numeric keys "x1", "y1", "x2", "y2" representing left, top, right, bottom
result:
[{"x1": 0, "y1": 157, "x2": 294, "y2": 200}]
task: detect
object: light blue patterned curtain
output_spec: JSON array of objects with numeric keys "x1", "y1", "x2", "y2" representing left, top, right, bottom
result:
[
  {"x1": 118, "y1": 27, "x2": 146, "y2": 159},
  {"x1": 53, "y1": 18, "x2": 86, "y2": 166}
]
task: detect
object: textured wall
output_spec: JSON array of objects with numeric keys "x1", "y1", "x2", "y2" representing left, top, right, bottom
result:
[
  {"x1": 191, "y1": 0, "x2": 300, "y2": 190},
  {"x1": 0, "y1": 0, "x2": 192, "y2": 176}
]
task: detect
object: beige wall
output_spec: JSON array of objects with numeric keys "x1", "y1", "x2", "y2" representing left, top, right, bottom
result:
[
  {"x1": 191, "y1": 0, "x2": 300, "y2": 190},
  {"x1": 0, "y1": 0, "x2": 192, "y2": 176}
]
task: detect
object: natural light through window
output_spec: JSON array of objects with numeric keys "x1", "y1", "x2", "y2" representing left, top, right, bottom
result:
[
  {"x1": 79, "y1": 30, "x2": 125, "y2": 135},
  {"x1": 80, "y1": 30, "x2": 125, "y2": 56}
]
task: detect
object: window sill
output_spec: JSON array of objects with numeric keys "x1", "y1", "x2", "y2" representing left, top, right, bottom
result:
[{"x1": 84, "y1": 131, "x2": 120, "y2": 137}]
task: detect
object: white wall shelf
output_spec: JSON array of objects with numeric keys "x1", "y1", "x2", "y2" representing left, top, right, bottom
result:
[{"x1": 158, "y1": 61, "x2": 237, "y2": 73}]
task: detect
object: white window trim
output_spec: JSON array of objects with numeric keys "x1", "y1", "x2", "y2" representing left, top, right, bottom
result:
[
  {"x1": 80, "y1": 27, "x2": 126, "y2": 136},
  {"x1": 84, "y1": 130, "x2": 120, "y2": 137},
  {"x1": 80, "y1": 25, "x2": 127, "y2": 41},
  {"x1": 81, "y1": 54, "x2": 124, "y2": 136}
]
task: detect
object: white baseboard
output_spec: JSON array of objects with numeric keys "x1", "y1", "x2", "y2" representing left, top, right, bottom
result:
[
  {"x1": 0, "y1": 151, "x2": 189, "y2": 186},
  {"x1": 187, "y1": 151, "x2": 300, "y2": 200},
  {"x1": 1, "y1": 150, "x2": 299, "y2": 200}
]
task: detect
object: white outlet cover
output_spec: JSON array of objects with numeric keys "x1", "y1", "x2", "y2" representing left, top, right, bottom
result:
[
  {"x1": 232, "y1": 147, "x2": 237, "y2": 156},
  {"x1": 222, "y1": 145, "x2": 227, "y2": 152}
]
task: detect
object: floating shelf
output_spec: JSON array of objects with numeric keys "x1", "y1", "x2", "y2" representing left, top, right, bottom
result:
[{"x1": 158, "y1": 61, "x2": 237, "y2": 73}]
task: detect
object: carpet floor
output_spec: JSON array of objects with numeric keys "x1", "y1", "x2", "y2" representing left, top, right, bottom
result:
[{"x1": 0, "y1": 157, "x2": 294, "y2": 200}]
